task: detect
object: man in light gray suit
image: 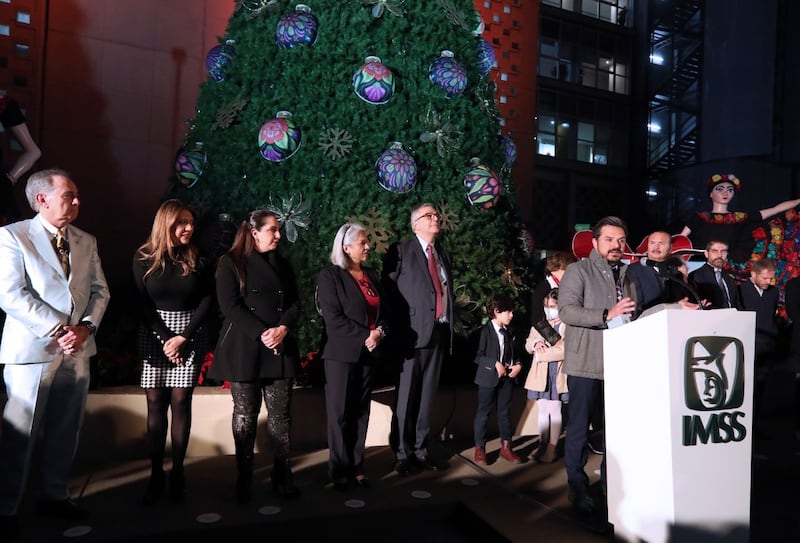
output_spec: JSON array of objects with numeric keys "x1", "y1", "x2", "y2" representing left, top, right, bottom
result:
[{"x1": 0, "y1": 169, "x2": 110, "y2": 541}]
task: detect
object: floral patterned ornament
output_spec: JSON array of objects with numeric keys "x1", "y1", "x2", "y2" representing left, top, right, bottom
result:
[
  {"x1": 345, "y1": 207, "x2": 393, "y2": 255},
  {"x1": 419, "y1": 108, "x2": 462, "y2": 158},
  {"x1": 264, "y1": 193, "x2": 312, "y2": 243},
  {"x1": 318, "y1": 127, "x2": 354, "y2": 160},
  {"x1": 363, "y1": 0, "x2": 405, "y2": 18},
  {"x1": 498, "y1": 256, "x2": 528, "y2": 294}
]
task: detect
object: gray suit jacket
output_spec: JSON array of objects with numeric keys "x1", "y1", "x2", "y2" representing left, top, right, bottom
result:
[{"x1": 0, "y1": 214, "x2": 110, "y2": 364}]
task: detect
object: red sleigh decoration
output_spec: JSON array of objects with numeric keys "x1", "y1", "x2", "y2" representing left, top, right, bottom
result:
[{"x1": 570, "y1": 231, "x2": 702, "y2": 263}]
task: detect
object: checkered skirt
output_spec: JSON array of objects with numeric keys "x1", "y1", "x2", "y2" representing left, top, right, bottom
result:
[{"x1": 138, "y1": 308, "x2": 207, "y2": 388}]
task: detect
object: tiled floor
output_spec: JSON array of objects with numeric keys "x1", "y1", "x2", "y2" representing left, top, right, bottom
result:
[{"x1": 12, "y1": 413, "x2": 800, "y2": 542}]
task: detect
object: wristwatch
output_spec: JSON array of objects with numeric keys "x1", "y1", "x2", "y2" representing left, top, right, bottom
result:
[{"x1": 80, "y1": 321, "x2": 97, "y2": 335}]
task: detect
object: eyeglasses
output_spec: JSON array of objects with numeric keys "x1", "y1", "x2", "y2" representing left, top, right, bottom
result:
[{"x1": 414, "y1": 212, "x2": 439, "y2": 222}]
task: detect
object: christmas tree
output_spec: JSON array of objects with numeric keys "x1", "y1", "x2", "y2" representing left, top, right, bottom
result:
[{"x1": 169, "y1": 0, "x2": 530, "y2": 359}]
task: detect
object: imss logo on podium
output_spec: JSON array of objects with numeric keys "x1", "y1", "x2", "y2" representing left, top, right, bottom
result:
[{"x1": 682, "y1": 336, "x2": 747, "y2": 445}]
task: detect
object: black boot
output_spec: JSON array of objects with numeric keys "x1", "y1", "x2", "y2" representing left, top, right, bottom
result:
[
  {"x1": 271, "y1": 458, "x2": 300, "y2": 500},
  {"x1": 142, "y1": 468, "x2": 165, "y2": 506},
  {"x1": 168, "y1": 468, "x2": 185, "y2": 504},
  {"x1": 235, "y1": 453, "x2": 254, "y2": 504}
]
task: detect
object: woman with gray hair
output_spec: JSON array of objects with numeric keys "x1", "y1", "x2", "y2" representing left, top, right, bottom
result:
[{"x1": 316, "y1": 222, "x2": 387, "y2": 491}]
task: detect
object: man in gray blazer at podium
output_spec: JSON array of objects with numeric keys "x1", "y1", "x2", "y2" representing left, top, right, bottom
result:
[
  {"x1": 558, "y1": 216, "x2": 637, "y2": 514},
  {"x1": 0, "y1": 169, "x2": 110, "y2": 541},
  {"x1": 382, "y1": 203, "x2": 453, "y2": 475}
]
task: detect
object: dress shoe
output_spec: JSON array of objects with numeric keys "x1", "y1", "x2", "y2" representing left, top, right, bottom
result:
[
  {"x1": 499, "y1": 440, "x2": 521, "y2": 463},
  {"x1": 332, "y1": 477, "x2": 349, "y2": 492},
  {"x1": 35, "y1": 498, "x2": 90, "y2": 521},
  {"x1": 0, "y1": 514, "x2": 20, "y2": 542},
  {"x1": 142, "y1": 469, "x2": 166, "y2": 506},
  {"x1": 394, "y1": 459, "x2": 410, "y2": 476},
  {"x1": 353, "y1": 475, "x2": 371, "y2": 489},
  {"x1": 473, "y1": 446, "x2": 487, "y2": 465},
  {"x1": 568, "y1": 486, "x2": 596, "y2": 513},
  {"x1": 415, "y1": 455, "x2": 447, "y2": 471}
]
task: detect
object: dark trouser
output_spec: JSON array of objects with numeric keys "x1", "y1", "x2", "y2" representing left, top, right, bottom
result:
[
  {"x1": 324, "y1": 357, "x2": 375, "y2": 480},
  {"x1": 392, "y1": 324, "x2": 446, "y2": 462},
  {"x1": 565, "y1": 375, "x2": 605, "y2": 492},
  {"x1": 474, "y1": 378, "x2": 515, "y2": 447},
  {"x1": 229, "y1": 379, "x2": 292, "y2": 465}
]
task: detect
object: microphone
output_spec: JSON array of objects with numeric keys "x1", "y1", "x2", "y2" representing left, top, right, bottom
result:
[{"x1": 662, "y1": 268, "x2": 705, "y2": 310}]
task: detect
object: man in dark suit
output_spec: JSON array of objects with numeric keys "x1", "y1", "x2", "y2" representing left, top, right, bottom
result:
[
  {"x1": 688, "y1": 240, "x2": 741, "y2": 310},
  {"x1": 627, "y1": 231, "x2": 701, "y2": 311},
  {"x1": 739, "y1": 258, "x2": 780, "y2": 420},
  {"x1": 739, "y1": 258, "x2": 780, "y2": 362},
  {"x1": 0, "y1": 169, "x2": 110, "y2": 541},
  {"x1": 382, "y1": 203, "x2": 454, "y2": 475}
]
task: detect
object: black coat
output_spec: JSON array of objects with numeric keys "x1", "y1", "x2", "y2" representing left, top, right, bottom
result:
[
  {"x1": 688, "y1": 263, "x2": 741, "y2": 310},
  {"x1": 317, "y1": 265, "x2": 387, "y2": 363},
  {"x1": 738, "y1": 281, "x2": 780, "y2": 359},
  {"x1": 473, "y1": 321, "x2": 518, "y2": 388},
  {"x1": 208, "y1": 251, "x2": 299, "y2": 381}
]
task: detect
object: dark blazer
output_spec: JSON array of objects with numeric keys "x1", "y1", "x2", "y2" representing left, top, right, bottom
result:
[
  {"x1": 785, "y1": 277, "x2": 800, "y2": 358},
  {"x1": 382, "y1": 236, "x2": 454, "y2": 353},
  {"x1": 209, "y1": 251, "x2": 299, "y2": 381},
  {"x1": 688, "y1": 263, "x2": 741, "y2": 310},
  {"x1": 317, "y1": 265, "x2": 387, "y2": 363},
  {"x1": 738, "y1": 281, "x2": 780, "y2": 358},
  {"x1": 473, "y1": 321, "x2": 518, "y2": 388}
]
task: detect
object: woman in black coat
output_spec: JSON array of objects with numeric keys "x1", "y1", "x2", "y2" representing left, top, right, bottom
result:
[
  {"x1": 317, "y1": 223, "x2": 387, "y2": 491},
  {"x1": 207, "y1": 209, "x2": 300, "y2": 503}
]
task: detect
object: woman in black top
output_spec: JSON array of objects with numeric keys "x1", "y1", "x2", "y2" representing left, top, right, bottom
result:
[
  {"x1": 207, "y1": 210, "x2": 301, "y2": 503},
  {"x1": 133, "y1": 199, "x2": 214, "y2": 505},
  {"x1": 317, "y1": 223, "x2": 387, "y2": 491}
]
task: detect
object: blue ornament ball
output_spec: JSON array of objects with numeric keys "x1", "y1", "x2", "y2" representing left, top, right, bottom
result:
[
  {"x1": 476, "y1": 38, "x2": 496, "y2": 78},
  {"x1": 429, "y1": 50, "x2": 468, "y2": 98},
  {"x1": 500, "y1": 134, "x2": 517, "y2": 168},
  {"x1": 276, "y1": 4, "x2": 319, "y2": 49},
  {"x1": 206, "y1": 41, "x2": 235, "y2": 82},
  {"x1": 375, "y1": 142, "x2": 417, "y2": 193}
]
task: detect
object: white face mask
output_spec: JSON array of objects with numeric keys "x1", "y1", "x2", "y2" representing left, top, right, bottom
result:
[{"x1": 544, "y1": 307, "x2": 559, "y2": 320}]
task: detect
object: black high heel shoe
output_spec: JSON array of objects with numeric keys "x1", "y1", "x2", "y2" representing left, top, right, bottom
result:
[
  {"x1": 168, "y1": 469, "x2": 185, "y2": 504},
  {"x1": 271, "y1": 460, "x2": 300, "y2": 500},
  {"x1": 142, "y1": 469, "x2": 165, "y2": 506}
]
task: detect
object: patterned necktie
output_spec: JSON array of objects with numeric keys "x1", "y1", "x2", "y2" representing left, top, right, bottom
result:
[
  {"x1": 427, "y1": 244, "x2": 444, "y2": 319},
  {"x1": 55, "y1": 228, "x2": 70, "y2": 276},
  {"x1": 715, "y1": 269, "x2": 731, "y2": 308}
]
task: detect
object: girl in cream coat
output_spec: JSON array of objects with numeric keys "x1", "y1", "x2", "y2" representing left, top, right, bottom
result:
[{"x1": 524, "y1": 288, "x2": 568, "y2": 463}]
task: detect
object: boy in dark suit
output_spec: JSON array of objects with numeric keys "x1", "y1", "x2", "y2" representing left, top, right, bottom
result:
[{"x1": 472, "y1": 293, "x2": 523, "y2": 465}]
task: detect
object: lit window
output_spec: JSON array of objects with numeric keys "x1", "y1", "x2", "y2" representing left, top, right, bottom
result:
[
  {"x1": 0, "y1": 25, "x2": 9, "y2": 36},
  {"x1": 501, "y1": 73, "x2": 508, "y2": 81},
  {"x1": 16, "y1": 11, "x2": 31, "y2": 25},
  {"x1": 500, "y1": 96, "x2": 507, "y2": 104},
  {"x1": 15, "y1": 44, "x2": 29, "y2": 56}
]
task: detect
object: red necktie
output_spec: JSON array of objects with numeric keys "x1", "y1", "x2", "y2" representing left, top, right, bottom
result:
[{"x1": 427, "y1": 245, "x2": 444, "y2": 319}]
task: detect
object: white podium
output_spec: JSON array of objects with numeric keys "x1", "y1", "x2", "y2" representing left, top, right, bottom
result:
[{"x1": 603, "y1": 307, "x2": 754, "y2": 543}]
